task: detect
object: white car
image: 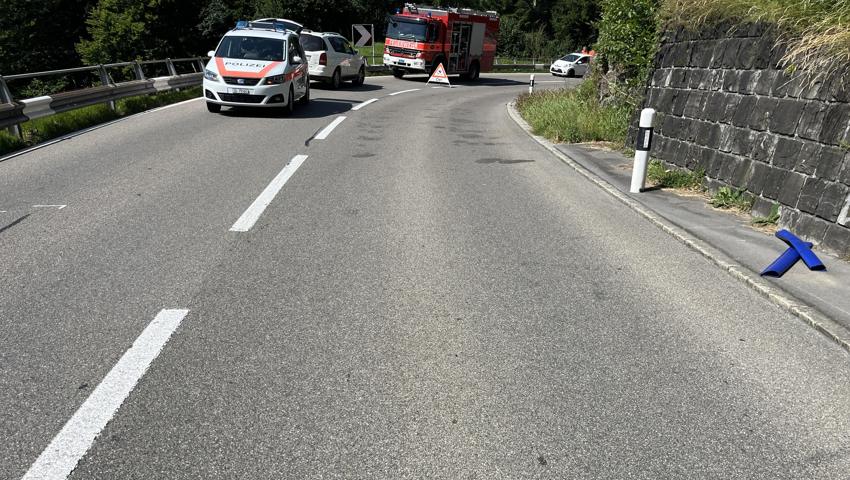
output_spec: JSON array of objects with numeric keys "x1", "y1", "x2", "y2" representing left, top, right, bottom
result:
[
  {"x1": 203, "y1": 20, "x2": 309, "y2": 113},
  {"x1": 550, "y1": 53, "x2": 592, "y2": 77},
  {"x1": 299, "y1": 31, "x2": 366, "y2": 89}
]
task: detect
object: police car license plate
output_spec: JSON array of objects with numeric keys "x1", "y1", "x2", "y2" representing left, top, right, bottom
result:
[{"x1": 227, "y1": 88, "x2": 251, "y2": 94}]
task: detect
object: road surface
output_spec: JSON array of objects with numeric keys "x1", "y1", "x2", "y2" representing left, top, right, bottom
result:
[{"x1": 1, "y1": 73, "x2": 849, "y2": 479}]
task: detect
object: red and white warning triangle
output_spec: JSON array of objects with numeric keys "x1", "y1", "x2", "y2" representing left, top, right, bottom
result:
[{"x1": 427, "y1": 63, "x2": 451, "y2": 87}]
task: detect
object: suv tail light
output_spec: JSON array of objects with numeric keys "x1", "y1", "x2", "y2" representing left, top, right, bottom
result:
[{"x1": 319, "y1": 52, "x2": 327, "y2": 65}]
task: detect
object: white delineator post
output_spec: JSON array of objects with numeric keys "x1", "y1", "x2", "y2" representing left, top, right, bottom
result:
[
  {"x1": 630, "y1": 108, "x2": 656, "y2": 193},
  {"x1": 529, "y1": 74, "x2": 535, "y2": 94}
]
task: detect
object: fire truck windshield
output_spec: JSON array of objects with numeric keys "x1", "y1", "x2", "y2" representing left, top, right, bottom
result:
[{"x1": 386, "y1": 18, "x2": 428, "y2": 42}]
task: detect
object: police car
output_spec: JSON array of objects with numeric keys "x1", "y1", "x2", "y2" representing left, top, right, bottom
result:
[{"x1": 203, "y1": 19, "x2": 309, "y2": 113}]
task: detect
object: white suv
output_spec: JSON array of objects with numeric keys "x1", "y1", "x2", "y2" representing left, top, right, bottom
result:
[
  {"x1": 203, "y1": 20, "x2": 310, "y2": 113},
  {"x1": 299, "y1": 31, "x2": 366, "y2": 89}
]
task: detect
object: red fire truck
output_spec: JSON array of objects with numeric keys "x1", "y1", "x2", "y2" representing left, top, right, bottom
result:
[{"x1": 382, "y1": 3, "x2": 499, "y2": 80}]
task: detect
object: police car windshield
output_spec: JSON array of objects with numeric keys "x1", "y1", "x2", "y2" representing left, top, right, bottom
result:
[
  {"x1": 387, "y1": 18, "x2": 427, "y2": 42},
  {"x1": 216, "y1": 36, "x2": 285, "y2": 61}
]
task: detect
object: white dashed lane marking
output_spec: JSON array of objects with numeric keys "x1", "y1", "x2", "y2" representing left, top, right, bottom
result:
[
  {"x1": 314, "y1": 116, "x2": 347, "y2": 140},
  {"x1": 230, "y1": 154, "x2": 309, "y2": 232},
  {"x1": 352, "y1": 98, "x2": 378, "y2": 111},
  {"x1": 22, "y1": 309, "x2": 190, "y2": 480}
]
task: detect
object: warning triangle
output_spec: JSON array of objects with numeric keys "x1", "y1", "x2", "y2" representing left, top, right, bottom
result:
[{"x1": 426, "y1": 63, "x2": 451, "y2": 87}]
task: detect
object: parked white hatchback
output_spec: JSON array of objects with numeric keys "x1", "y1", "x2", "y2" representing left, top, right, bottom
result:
[
  {"x1": 203, "y1": 20, "x2": 309, "y2": 113},
  {"x1": 550, "y1": 53, "x2": 592, "y2": 77},
  {"x1": 299, "y1": 31, "x2": 366, "y2": 88}
]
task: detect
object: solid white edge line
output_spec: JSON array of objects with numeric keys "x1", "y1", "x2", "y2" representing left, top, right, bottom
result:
[
  {"x1": 314, "y1": 116, "x2": 347, "y2": 140},
  {"x1": 0, "y1": 98, "x2": 203, "y2": 163},
  {"x1": 351, "y1": 98, "x2": 379, "y2": 111},
  {"x1": 229, "y1": 154, "x2": 309, "y2": 232},
  {"x1": 22, "y1": 308, "x2": 189, "y2": 480},
  {"x1": 388, "y1": 88, "x2": 420, "y2": 96}
]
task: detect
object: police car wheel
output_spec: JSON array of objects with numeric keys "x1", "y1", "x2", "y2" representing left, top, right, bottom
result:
[
  {"x1": 297, "y1": 81, "x2": 310, "y2": 105},
  {"x1": 206, "y1": 102, "x2": 221, "y2": 113}
]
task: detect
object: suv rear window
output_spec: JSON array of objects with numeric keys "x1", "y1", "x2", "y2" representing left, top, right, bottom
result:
[
  {"x1": 299, "y1": 34, "x2": 325, "y2": 52},
  {"x1": 216, "y1": 36, "x2": 284, "y2": 61}
]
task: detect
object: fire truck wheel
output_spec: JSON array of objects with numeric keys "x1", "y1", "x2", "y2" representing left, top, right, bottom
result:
[
  {"x1": 392, "y1": 68, "x2": 405, "y2": 78},
  {"x1": 353, "y1": 66, "x2": 365, "y2": 86},
  {"x1": 330, "y1": 69, "x2": 341, "y2": 89},
  {"x1": 463, "y1": 61, "x2": 480, "y2": 81}
]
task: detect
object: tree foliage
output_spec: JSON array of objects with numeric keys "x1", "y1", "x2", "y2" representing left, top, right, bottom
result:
[{"x1": 4, "y1": 0, "x2": 605, "y2": 72}]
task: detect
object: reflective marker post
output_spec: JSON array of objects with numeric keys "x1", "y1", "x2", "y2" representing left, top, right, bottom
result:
[
  {"x1": 529, "y1": 74, "x2": 534, "y2": 94},
  {"x1": 630, "y1": 108, "x2": 656, "y2": 193}
]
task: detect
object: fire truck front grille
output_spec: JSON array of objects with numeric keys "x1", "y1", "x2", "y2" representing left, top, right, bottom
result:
[
  {"x1": 388, "y1": 46, "x2": 418, "y2": 58},
  {"x1": 218, "y1": 93, "x2": 266, "y2": 103},
  {"x1": 223, "y1": 77, "x2": 262, "y2": 86}
]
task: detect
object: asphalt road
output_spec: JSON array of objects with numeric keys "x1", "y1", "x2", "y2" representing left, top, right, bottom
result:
[{"x1": 1, "y1": 73, "x2": 849, "y2": 479}]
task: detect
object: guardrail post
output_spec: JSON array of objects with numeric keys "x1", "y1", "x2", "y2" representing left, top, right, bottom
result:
[
  {"x1": 98, "y1": 65, "x2": 116, "y2": 111},
  {"x1": 197, "y1": 58, "x2": 206, "y2": 72},
  {"x1": 133, "y1": 61, "x2": 146, "y2": 80},
  {"x1": 0, "y1": 75, "x2": 22, "y2": 138},
  {"x1": 165, "y1": 58, "x2": 177, "y2": 76}
]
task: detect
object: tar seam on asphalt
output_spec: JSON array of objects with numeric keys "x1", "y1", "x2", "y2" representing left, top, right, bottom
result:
[{"x1": 0, "y1": 214, "x2": 30, "y2": 235}]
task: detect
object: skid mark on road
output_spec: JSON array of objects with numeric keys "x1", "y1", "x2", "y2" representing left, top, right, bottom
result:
[
  {"x1": 230, "y1": 154, "x2": 309, "y2": 232},
  {"x1": 0, "y1": 214, "x2": 30, "y2": 235},
  {"x1": 22, "y1": 309, "x2": 189, "y2": 480}
]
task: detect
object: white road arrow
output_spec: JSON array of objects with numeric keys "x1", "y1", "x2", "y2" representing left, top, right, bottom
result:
[{"x1": 354, "y1": 24, "x2": 372, "y2": 47}]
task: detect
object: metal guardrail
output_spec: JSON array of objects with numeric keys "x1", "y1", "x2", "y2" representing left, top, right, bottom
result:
[{"x1": 0, "y1": 57, "x2": 206, "y2": 137}]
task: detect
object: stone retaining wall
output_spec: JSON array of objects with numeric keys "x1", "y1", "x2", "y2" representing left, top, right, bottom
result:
[{"x1": 635, "y1": 23, "x2": 850, "y2": 256}]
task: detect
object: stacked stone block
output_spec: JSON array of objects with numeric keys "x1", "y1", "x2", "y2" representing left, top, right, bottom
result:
[{"x1": 636, "y1": 23, "x2": 850, "y2": 256}]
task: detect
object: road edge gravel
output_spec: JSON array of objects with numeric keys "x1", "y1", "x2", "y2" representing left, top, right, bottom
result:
[{"x1": 506, "y1": 100, "x2": 850, "y2": 354}]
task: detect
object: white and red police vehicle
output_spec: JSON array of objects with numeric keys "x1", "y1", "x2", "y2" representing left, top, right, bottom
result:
[
  {"x1": 383, "y1": 3, "x2": 499, "y2": 80},
  {"x1": 203, "y1": 20, "x2": 309, "y2": 114}
]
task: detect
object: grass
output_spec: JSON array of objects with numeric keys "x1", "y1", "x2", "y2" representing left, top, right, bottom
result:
[
  {"x1": 662, "y1": 0, "x2": 850, "y2": 74},
  {"x1": 1, "y1": 87, "x2": 201, "y2": 157},
  {"x1": 647, "y1": 159, "x2": 705, "y2": 189},
  {"x1": 356, "y1": 42, "x2": 385, "y2": 66},
  {"x1": 710, "y1": 186, "x2": 754, "y2": 211},
  {"x1": 752, "y1": 203, "x2": 781, "y2": 226},
  {"x1": 516, "y1": 78, "x2": 632, "y2": 144}
]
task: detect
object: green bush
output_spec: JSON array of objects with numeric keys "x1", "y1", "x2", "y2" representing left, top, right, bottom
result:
[
  {"x1": 752, "y1": 203, "x2": 781, "y2": 226},
  {"x1": 647, "y1": 159, "x2": 705, "y2": 189},
  {"x1": 516, "y1": 79, "x2": 632, "y2": 144}
]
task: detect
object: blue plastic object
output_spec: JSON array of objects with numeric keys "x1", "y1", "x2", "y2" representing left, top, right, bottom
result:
[
  {"x1": 235, "y1": 20, "x2": 248, "y2": 29},
  {"x1": 761, "y1": 244, "x2": 809, "y2": 277},
  {"x1": 776, "y1": 229, "x2": 826, "y2": 271}
]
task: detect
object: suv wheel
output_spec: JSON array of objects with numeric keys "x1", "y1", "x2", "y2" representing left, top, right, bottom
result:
[
  {"x1": 330, "y1": 68, "x2": 341, "y2": 89},
  {"x1": 352, "y1": 66, "x2": 365, "y2": 86}
]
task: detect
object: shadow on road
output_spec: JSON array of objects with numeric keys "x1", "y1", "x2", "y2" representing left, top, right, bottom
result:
[
  {"x1": 309, "y1": 81, "x2": 385, "y2": 92},
  {"x1": 219, "y1": 98, "x2": 362, "y2": 120}
]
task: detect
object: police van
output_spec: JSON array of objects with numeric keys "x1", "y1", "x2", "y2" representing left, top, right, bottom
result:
[{"x1": 203, "y1": 19, "x2": 310, "y2": 114}]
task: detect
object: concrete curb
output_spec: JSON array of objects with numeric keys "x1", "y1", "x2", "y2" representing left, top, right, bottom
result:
[{"x1": 506, "y1": 100, "x2": 850, "y2": 354}]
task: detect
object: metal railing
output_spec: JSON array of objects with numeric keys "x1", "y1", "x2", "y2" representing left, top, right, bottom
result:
[{"x1": 0, "y1": 57, "x2": 206, "y2": 137}]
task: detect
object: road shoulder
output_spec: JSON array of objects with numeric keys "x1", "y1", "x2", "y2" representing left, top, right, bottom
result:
[{"x1": 507, "y1": 100, "x2": 850, "y2": 354}]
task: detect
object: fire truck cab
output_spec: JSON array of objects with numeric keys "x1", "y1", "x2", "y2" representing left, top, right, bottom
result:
[{"x1": 383, "y1": 3, "x2": 499, "y2": 81}]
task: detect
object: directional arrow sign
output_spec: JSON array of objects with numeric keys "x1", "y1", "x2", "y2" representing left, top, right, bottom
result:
[{"x1": 353, "y1": 24, "x2": 373, "y2": 47}]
